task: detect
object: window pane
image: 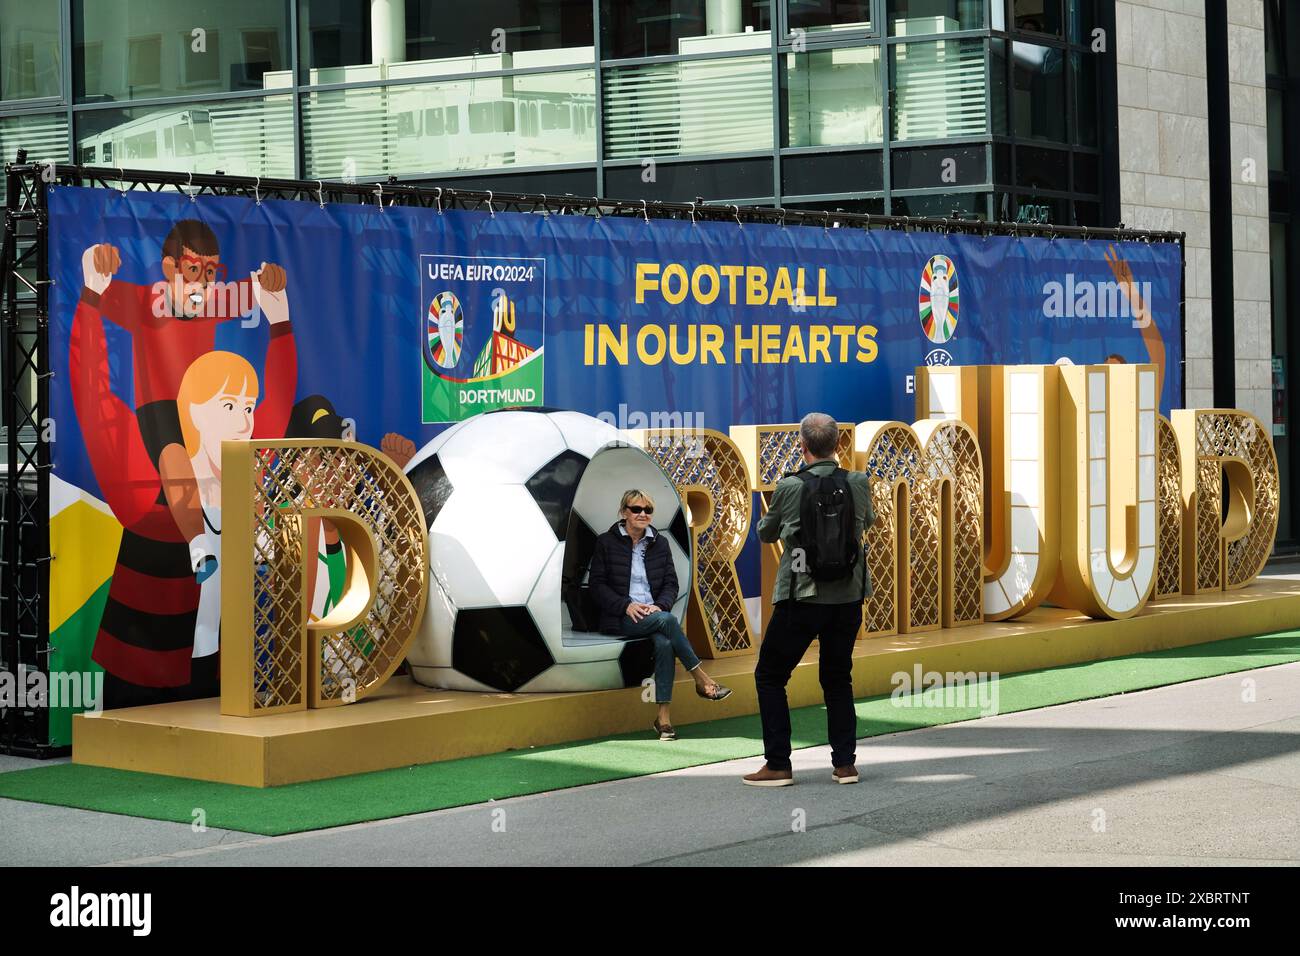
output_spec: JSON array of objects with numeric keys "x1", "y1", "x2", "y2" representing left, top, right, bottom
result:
[
  {"x1": 76, "y1": 97, "x2": 293, "y2": 176},
  {"x1": 1067, "y1": 0, "x2": 1097, "y2": 46},
  {"x1": 1269, "y1": 88, "x2": 1284, "y2": 171},
  {"x1": 888, "y1": 1, "x2": 984, "y2": 36},
  {"x1": 1071, "y1": 49, "x2": 1097, "y2": 146},
  {"x1": 789, "y1": 1, "x2": 872, "y2": 35},
  {"x1": 1012, "y1": 41, "x2": 1066, "y2": 142},
  {"x1": 1, "y1": 0, "x2": 62, "y2": 101},
  {"x1": 785, "y1": 47, "x2": 882, "y2": 147},
  {"x1": 1015, "y1": 144, "x2": 1067, "y2": 188},
  {"x1": 891, "y1": 38, "x2": 988, "y2": 141},
  {"x1": 600, "y1": 1, "x2": 771, "y2": 60},
  {"x1": 782, "y1": 150, "x2": 884, "y2": 194},
  {"x1": 73, "y1": 1, "x2": 289, "y2": 102},
  {"x1": 605, "y1": 156, "x2": 773, "y2": 201},
  {"x1": 1013, "y1": 0, "x2": 1062, "y2": 37},
  {"x1": 301, "y1": 0, "x2": 594, "y2": 82},
  {"x1": 891, "y1": 191, "x2": 989, "y2": 219},
  {"x1": 304, "y1": 71, "x2": 596, "y2": 179},
  {"x1": 1014, "y1": 193, "x2": 1065, "y2": 224},
  {"x1": 0, "y1": 112, "x2": 68, "y2": 204},
  {"x1": 604, "y1": 55, "x2": 772, "y2": 160},
  {"x1": 892, "y1": 144, "x2": 987, "y2": 189}
]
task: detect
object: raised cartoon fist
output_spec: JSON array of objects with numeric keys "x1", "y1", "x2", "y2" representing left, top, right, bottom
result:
[
  {"x1": 82, "y1": 243, "x2": 120, "y2": 295},
  {"x1": 381, "y1": 433, "x2": 418, "y2": 470},
  {"x1": 258, "y1": 261, "x2": 287, "y2": 294},
  {"x1": 251, "y1": 261, "x2": 289, "y2": 325}
]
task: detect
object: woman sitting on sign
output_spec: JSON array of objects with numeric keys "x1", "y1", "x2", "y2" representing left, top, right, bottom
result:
[{"x1": 588, "y1": 490, "x2": 731, "y2": 740}]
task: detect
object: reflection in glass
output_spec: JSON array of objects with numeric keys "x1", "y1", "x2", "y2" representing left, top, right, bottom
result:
[
  {"x1": 1067, "y1": 0, "x2": 1096, "y2": 45},
  {"x1": 600, "y1": 1, "x2": 771, "y2": 60},
  {"x1": 790, "y1": 1, "x2": 872, "y2": 35},
  {"x1": 300, "y1": 0, "x2": 594, "y2": 82},
  {"x1": 304, "y1": 71, "x2": 596, "y2": 179},
  {"x1": 786, "y1": 47, "x2": 882, "y2": 147},
  {"x1": 1013, "y1": 0, "x2": 1062, "y2": 36},
  {"x1": 888, "y1": 0, "x2": 983, "y2": 36},
  {"x1": 75, "y1": 97, "x2": 293, "y2": 176},
  {"x1": 73, "y1": 0, "x2": 289, "y2": 102},
  {"x1": 1013, "y1": 40, "x2": 1065, "y2": 142},
  {"x1": 1071, "y1": 50, "x2": 1096, "y2": 146},
  {"x1": 891, "y1": 38, "x2": 988, "y2": 141},
  {"x1": 1, "y1": 0, "x2": 61, "y2": 101},
  {"x1": 604, "y1": 56, "x2": 771, "y2": 160},
  {"x1": 891, "y1": 191, "x2": 989, "y2": 219},
  {"x1": 0, "y1": 112, "x2": 68, "y2": 203}
]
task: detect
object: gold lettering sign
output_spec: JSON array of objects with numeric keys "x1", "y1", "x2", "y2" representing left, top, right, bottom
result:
[
  {"x1": 917, "y1": 365, "x2": 1060, "y2": 621},
  {"x1": 634, "y1": 428, "x2": 755, "y2": 658},
  {"x1": 1173, "y1": 409, "x2": 1279, "y2": 592},
  {"x1": 1154, "y1": 415, "x2": 1184, "y2": 600},
  {"x1": 732, "y1": 422, "x2": 855, "y2": 636},
  {"x1": 855, "y1": 419, "x2": 984, "y2": 636},
  {"x1": 1051, "y1": 364, "x2": 1158, "y2": 619},
  {"x1": 221, "y1": 439, "x2": 427, "y2": 715}
]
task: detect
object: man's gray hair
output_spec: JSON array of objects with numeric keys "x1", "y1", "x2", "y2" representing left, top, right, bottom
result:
[{"x1": 800, "y1": 412, "x2": 839, "y2": 460}]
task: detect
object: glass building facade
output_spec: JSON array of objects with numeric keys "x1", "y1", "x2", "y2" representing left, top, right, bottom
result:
[{"x1": 1, "y1": 0, "x2": 1115, "y2": 222}]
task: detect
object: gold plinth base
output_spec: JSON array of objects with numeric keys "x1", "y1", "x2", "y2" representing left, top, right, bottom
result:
[{"x1": 73, "y1": 579, "x2": 1300, "y2": 787}]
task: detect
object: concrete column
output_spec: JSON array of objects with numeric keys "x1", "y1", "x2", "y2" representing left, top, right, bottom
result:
[
  {"x1": 371, "y1": 0, "x2": 406, "y2": 66},
  {"x1": 705, "y1": 0, "x2": 742, "y2": 35}
]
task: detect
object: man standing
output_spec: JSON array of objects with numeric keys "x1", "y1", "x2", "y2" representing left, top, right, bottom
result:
[{"x1": 743, "y1": 413, "x2": 874, "y2": 787}]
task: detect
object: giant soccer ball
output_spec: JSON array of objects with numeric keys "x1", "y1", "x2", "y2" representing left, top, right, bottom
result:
[{"x1": 404, "y1": 409, "x2": 692, "y2": 693}]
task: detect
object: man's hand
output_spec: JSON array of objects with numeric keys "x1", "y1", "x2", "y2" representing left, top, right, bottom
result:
[
  {"x1": 82, "y1": 243, "x2": 120, "y2": 295},
  {"x1": 252, "y1": 262, "x2": 289, "y2": 325},
  {"x1": 381, "y1": 433, "x2": 417, "y2": 469}
]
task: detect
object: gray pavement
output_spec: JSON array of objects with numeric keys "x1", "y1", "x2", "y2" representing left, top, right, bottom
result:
[{"x1": 2, "y1": 661, "x2": 1298, "y2": 866}]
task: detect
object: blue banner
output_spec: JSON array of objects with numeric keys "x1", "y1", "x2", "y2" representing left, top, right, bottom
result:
[{"x1": 44, "y1": 184, "x2": 1182, "y2": 710}]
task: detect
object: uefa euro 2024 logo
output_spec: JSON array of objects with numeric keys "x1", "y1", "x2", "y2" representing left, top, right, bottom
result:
[
  {"x1": 425, "y1": 290, "x2": 464, "y2": 370},
  {"x1": 919, "y1": 254, "x2": 958, "y2": 367},
  {"x1": 919, "y1": 254, "x2": 959, "y2": 345}
]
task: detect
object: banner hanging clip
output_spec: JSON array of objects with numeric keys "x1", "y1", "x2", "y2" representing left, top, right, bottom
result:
[
  {"x1": 186, "y1": 170, "x2": 196, "y2": 202},
  {"x1": 374, "y1": 181, "x2": 384, "y2": 212},
  {"x1": 486, "y1": 190, "x2": 495, "y2": 218},
  {"x1": 435, "y1": 187, "x2": 443, "y2": 215},
  {"x1": 117, "y1": 167, "x2": 127, "y2": 197},
  {"x1": 732, "y1": 204, "x2": 742, "y2": 229},
  {"x1": 254, "y1": 176, "x2": 262, "y2": 206},
  {"x1": 316, "y1": 181, "x2": 325, "y2": 209},
  {"x1": 539, "y1": 194, "x2": 549, "y2": 218},
  {"x1": 641, "y1": 199, "x2": 649, "y2": 225}
]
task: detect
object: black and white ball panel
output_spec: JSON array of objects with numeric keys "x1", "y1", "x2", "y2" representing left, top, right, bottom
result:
[{"x1": 405, "y1": 411, "x2": 692, "y2": 693}]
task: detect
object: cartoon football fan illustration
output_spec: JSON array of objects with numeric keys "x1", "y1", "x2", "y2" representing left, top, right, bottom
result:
[
  {"x1": 69, "y1": 226, "x2": 297, "y2": 706},
  {"x1": 80, "y1": 221, "x2": 289, "y2": 585}
]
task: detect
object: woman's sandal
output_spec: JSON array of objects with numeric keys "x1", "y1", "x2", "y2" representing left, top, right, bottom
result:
[
  {"x1": 653, "y1": 719, "x2": 677, "y2": 741},
  {"x1": 697, "y1": 682, "x2": 733, "y2": 701}
]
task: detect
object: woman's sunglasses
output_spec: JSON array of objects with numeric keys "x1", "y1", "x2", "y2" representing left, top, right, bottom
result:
[{"x1": 625, "y1": 505, "x2": 654, "y2": 515}]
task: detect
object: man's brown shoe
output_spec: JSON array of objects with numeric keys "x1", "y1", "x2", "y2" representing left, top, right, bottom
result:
[
  {"x1": 742, "y1": 764, "x2": 794, "y2": 787},
  {"x1": 832, "y1": 765, "x2": 859, "y2": 784}
]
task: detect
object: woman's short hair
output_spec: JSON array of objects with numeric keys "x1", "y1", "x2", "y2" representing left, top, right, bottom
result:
[{"x1": 619, "y1": 489, "x2": 654, "y2": 512}]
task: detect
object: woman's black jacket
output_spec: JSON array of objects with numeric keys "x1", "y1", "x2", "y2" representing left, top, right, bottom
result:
[{"x1": 586, "y1": 520, "x2": 679, "y2": 634}]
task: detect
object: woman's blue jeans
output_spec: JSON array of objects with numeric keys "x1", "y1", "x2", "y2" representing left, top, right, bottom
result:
[{"x1": 620, "y1": 610, "x2": 701, "y2": 704}]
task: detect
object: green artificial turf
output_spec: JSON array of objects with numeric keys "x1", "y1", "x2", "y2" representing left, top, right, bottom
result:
[{"x1": 1, "y1": 629, "x2": 1298, "y2": 836}]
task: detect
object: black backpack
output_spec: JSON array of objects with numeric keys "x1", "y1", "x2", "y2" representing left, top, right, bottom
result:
[{"x1": 792, "y1": 465, "x2": 858, "y2": 582}]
